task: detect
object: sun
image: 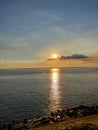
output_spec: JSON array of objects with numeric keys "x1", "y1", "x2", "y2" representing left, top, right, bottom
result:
[{"x1": 52, "y1": 54, "x2": 58, "y2": 59}]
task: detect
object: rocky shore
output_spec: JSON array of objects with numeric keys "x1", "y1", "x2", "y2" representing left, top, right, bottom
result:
[{"x1": 0, "y1": 105, "x2": 98, "y2": 130}]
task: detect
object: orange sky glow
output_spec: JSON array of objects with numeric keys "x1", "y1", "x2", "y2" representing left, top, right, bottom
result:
[{"x1": 0, "y1": 57, "x2": 98, "y2": 69}]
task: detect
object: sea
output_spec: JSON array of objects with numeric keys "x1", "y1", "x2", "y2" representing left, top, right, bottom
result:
[{"x1": 0, "y1": 67, "x2": 98, "y2": 124}]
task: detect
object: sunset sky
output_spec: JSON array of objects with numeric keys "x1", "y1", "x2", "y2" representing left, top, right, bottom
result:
[{"x1": 0, "y1": 0, "x2": 98, "y2": 68}]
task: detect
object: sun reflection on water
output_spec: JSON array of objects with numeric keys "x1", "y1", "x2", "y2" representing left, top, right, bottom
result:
[{"x1": 49, "y1": 68, "x2": 61, "y2": 111}]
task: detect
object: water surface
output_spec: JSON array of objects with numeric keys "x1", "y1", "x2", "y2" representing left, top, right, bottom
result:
[{"x1": 0, "y1": 67, "x2": 98, "y2": 123}]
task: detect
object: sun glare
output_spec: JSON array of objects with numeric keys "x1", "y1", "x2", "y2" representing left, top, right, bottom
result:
[
  {"x1": 49, "y1": 68, "x2": 61, "y2": 111},
  {"x1": 52, "y1": 54, "x2": 58, "y2": 59}
]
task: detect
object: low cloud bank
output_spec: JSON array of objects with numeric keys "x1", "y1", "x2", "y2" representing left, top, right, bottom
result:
[
  {"x1": 48, "y1": 54, "x2": 88, "y2": 60},
  {"x1": 60, "y1": 54, "x2": 88, "y2": 59}
]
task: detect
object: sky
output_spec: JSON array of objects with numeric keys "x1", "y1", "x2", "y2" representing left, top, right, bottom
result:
[{"x1": 0, "y1": 0, "x2": 98, "y2": 67}]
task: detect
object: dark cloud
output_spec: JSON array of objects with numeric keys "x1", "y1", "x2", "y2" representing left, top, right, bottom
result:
[
  {"x1": 48, "y1": 54, "x2": 88, "y2": 60},
  {"x1": 61, "y1": 54, "x2": 88, "y2": 59}
]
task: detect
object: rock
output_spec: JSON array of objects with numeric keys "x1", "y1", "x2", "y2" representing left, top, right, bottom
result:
[
  {"x1": 23, "y1": 119, "x2": 28, "y2": 124},
  {"x1": 32, "y1": 117, "x2": 51, "y2": 127},
  {"x1": 3, "y1": 104, "x2": 98, "y2": 129},
  {"x1": 7, "y1": 123, "x2": 12, "y2": 130}
]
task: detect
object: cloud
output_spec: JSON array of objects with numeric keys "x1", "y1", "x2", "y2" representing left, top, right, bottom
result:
[
  {"x1": 61, "y1": 54, "x2": 88, "y2": 59},
  {"x1": 48, "y1": 54, "x2": 88, "y2": 60}
]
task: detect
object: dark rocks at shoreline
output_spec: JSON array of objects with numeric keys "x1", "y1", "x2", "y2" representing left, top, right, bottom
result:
[
  {"x1": 1, "y1": 105, "x2": 98, "y2": 130},
  {"x1": 50, "y1": 105, "x2": 98, "y2": 120}
]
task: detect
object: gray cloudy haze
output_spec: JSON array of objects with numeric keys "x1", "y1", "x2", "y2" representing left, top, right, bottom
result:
[{"x1": 0, "y1": 0, "x2": 98, "y2": 63}]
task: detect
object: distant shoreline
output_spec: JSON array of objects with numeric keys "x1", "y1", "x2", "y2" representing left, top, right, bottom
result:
[{"x1": 0, "y1": 66, "x2": 98, "y2": 70}]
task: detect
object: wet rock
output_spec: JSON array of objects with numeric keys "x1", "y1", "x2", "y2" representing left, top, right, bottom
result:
[
  {"x1": 32, "y1": 117, "x2": 51, "y2": 127},
  {"x1": 39, "y1": 117, "x2": 50, "y2": 125},
  {"x1": 50, "y1": 110, "x2": 60, "y2": 117},
  {"x1": 7, "y1": 123, "x2": 12, "y2": 130},
  {"x1": 63, "y1": 105, "x2": 98, "y2": 118},
  {"x1": 23, "y1": 119, "x2": 28, "y2": 124}
]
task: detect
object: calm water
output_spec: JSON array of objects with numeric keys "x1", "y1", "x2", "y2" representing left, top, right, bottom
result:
[{"x1": 0, "y1": 67, "x2": 98, "y2": 123}]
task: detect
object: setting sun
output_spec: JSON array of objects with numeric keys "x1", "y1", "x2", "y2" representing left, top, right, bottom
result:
[{"x1": 52, "y1": 54, "x2": 58, "y2": 59}]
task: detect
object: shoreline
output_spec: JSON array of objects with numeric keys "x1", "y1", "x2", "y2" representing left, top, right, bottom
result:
[
  {"x1": 1, "y1": 104, "x2": 98, "y2": 130},
  {"x1": 34, "y1": 114, "x2": 98, "y2": 130}
]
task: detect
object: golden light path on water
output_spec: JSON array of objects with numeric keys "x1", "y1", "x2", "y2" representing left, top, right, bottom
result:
[{"x1": 49, "y1": 68, "x2": 62, "y2": 111}]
